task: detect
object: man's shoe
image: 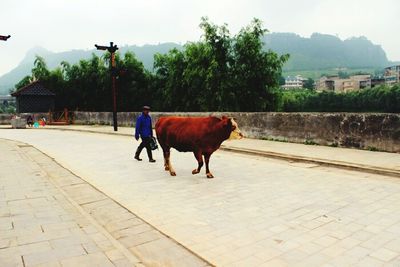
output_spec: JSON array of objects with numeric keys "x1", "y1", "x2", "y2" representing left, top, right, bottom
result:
[
  {"x1": 134, "y1": 155, "x2": 142, "y2": 161},
  {"x1": 149, "y1": 159, "x2": 156, "y2": 163}
]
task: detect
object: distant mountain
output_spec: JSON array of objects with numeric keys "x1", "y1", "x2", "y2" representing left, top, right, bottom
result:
[
  {"x1": 264, "y1": 33, "x2": 390, "y2": 71},
  {"x1": 0, "y1": 43, "x2": 182, "y2": 94},
  {"x1": 0, "y1": 33, "x2": 394, "y2": 94}
]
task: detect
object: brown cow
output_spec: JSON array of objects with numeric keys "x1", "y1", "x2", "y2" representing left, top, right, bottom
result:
[{"x1": 155, "y1": 116, "x2": 243, "y2": 178}]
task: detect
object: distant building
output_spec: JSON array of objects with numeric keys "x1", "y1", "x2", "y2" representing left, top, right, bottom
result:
[
  {"x1": 11, "y1": 81, "x2": 55, "y2": 113},
  {"x1": 316, "y1": 76, "x2": 339, "y2": 92},
  {"x1": 0, "y1": 95, "x2": 15, "y2": 105},
  {"x1": 282, "y1": 75, "x2": 307, "y2": 90},
  {"x1": 343, "y1": 75, "x2": 371, "y2": 92},
  {"x1": 316, "y1": 75, "x2": 371, "y2": 92},
  {"x1": 384, "y1": 65, "x2": 400, "y2": 85}
]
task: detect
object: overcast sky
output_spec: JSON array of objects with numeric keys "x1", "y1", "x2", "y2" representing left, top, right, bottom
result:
[{"x1": 0, "y1": 0, "x2": 399, "y2": 75}]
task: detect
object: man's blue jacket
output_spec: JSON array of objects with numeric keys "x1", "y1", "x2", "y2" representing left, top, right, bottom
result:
[{"x1": 135, "y1": 114, "x2": 153, "y2": 139}]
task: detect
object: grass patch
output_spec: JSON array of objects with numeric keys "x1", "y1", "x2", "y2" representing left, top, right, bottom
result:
[
  {"x1": 261, "y1": 136, "x2": 289, "y2": 143},
  {"x1": 304, "y1": 139, "x2": 318, "y2": 145},
  {"x1": 367, "y1": 146, "x2": 380, "y2": 152}
]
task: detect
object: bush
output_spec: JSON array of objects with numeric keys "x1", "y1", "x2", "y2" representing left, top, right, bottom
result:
[{"x1": 280, "y1": 84, "x2": 400, "y2": 113}]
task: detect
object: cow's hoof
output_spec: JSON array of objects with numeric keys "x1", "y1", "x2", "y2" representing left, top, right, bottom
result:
[
  {"x1": 170, "y1": 171, "x2": 176, "y2": 176},
  {"x1": 192, "y1": 169, "x2": 200, "y2": 175},
  {"x1": 206, "y1": 173, "x2": 214, "y2": 179}
]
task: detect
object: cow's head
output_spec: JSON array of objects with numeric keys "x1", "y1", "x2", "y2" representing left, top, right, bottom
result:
[{"x1": 222, "y1": 116, "x2": 244, "y2": 140}]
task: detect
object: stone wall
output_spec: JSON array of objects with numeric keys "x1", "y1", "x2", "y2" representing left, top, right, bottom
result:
[
  {"x1": 0, "y1": 114, "x2": 13, "y2": 125},
  {"x1": 73, "y1": 112, "x2": 400, "y2": 153},
  {"x1": 2, "y1": 112, "x2": 399, "y2": 152},
  {"x1": 0, "y1": 113, "x2": 50, "y2": 125}
]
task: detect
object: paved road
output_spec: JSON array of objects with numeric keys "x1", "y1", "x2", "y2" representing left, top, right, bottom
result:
[
  {"x1": 26, "y1": 125, "x2": 400, "y2": 175},
  {"x1": 1, "y1": 129, "x2": 400, "y2": 266},
  {"x1": 0, "y1": 139, "x2": 139, "y2": 267}
]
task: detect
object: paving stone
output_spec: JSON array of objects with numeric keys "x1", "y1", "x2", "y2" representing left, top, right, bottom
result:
[
  {"x1": 370, "y1": 248, "x2": 398, "y2": 262},
  {"x1": 313, "y1": 236, "x2": 339, "y2": 247},
  {"x1": 354, "y1": 256, "x2": 384, "y2": 267},
  {"x1": 2, "y1": 128, "x2": 400, "y2": 266},
  {"x1": 0, "y1": 141, "x2": 137, "y2": 267}
]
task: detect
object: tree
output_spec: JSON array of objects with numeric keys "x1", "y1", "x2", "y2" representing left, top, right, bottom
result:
[
  {"x1": 153, "y1": 18, "x2": 288, "y2": 111},
  {"x1": 117, "y1": 52, "x2": 152, "y2": 111},
  {"x1": 153, "y1": 48, "x2": 187, "y2": 111},
  {"x1": 280, "y1": 84, "x2": 400, "y2": 113},
  {"x1": 232, "y1": 18, "x2": 288, "y2": 111},
  {"x1": 303, "y1": 78, "x2": 315, "y2": 90},
  {"x1": 14, "y1": 18, "x2": 290, "y2": 112},
  {"x1": 32, "y1": 56, "x2": 50, "y2": 81},
  {"x1": 199, "y1": 17, "x2": 233, "y2": 111},
  {"x1": 13, "y1": 75, "x2": 32, "y2": 92}
]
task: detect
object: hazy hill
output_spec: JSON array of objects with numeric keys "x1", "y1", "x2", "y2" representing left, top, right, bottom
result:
[
  {"x1": 0, "y1": 33, "x2": 394, "y2": 94},
  {"x1": 0, "y1": 43, "x2": 181, "y2": 94},
  {"x1": 264, "y1": 33, "x2": 390, "y2": 71}
]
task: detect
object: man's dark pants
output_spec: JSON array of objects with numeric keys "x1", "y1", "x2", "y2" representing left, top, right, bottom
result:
[{"x1": 135, "y1": 137, "x2": 153, "y2": 160}]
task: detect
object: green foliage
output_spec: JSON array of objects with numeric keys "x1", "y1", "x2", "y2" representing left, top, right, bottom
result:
[
  {"x1": 304, "y1": 139, "x2": 318, "y2": 145},
  {"x1": 12, "y1": 75, "x2": 32, "y2": 93},
  {"x1": 13, "y1": 52, "x2": 152, "y2": 111},
  {"x1": 13, "y1": 18, "x2": 287, "y2": 112},
  {"x1": 280, "y1": 84, "x2": 400, "y2": 113},
  {"x1": 11, "y1": 56, "x2": 52, "y2": 93},
  {"x1": 0, "y1": 101, "x2": 16, "y2": 114},
  {"x1": 154, "y1": 17, "x2": 288, "y2": 111},
  {"x1": 338, "y1": 71, "x2": 349, "y2": 79},
  {"x1": 32, "y1": 56, "x2": 50, "y2": 81},
  {"x1": 303, "y1": 78, "x2": 315, "y2": 90},
  {"x1": 261, "y1": 137, "x2": 289, "y2": 143},
  {"x1": 13, "y1": 18, "x2": 397, "y2": 114}
]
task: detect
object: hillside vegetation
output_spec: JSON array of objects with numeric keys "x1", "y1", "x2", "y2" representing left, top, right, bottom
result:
[
  {"x1": 12, "y1": 18, "x2": 287, "y2": 112},
  {"x1": 281, "y1": 85, "x2": 400, "y2": 113},
  {"x1": 0, "y1": 31, "x2": 393, "y2": 95},
  {"x1": 266, "y1": 33, "x2": 389, "y2": 71}
]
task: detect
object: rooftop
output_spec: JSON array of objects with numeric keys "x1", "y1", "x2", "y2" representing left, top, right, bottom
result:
[{"x1": 11, "y1": 81, "x2": 55, "y2": 97}]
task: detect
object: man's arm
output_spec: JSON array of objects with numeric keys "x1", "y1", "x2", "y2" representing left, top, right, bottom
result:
[
  {"x1": 135, "y1": 117, "x2": 141, "y2": 140},
  {"x1": 149, "y1": 117, "x2": 153, "y2": 137}
]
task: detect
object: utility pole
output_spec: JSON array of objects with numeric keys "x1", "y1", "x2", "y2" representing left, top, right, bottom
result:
[
  {"x1": 0, "y1": 35, "x2": 11, "y2": 41},
  {"x1": 95, "y1": 42, "x2": 119, "y2": 131}
]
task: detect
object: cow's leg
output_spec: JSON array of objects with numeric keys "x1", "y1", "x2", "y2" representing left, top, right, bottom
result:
[
  {"x1": 192, "y1": 151, "x2": 203, "y2": 175},
  {"x1": 163, "y1": 149, "x2": 176, "y2": 176},
  {"x1": 204, "y1": 153, "x2": 214, "y2": 178},
  {"x1": 168, "y1": 155, "x2": 176, "y2": 176},
  {"x1": 163, "y1": 149, "x2": 170, "y2": 171}
]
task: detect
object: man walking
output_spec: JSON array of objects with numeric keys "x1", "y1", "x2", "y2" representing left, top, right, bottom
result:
[{"x1": 134, "y1": 106, "x2": 156, "y2": 162}]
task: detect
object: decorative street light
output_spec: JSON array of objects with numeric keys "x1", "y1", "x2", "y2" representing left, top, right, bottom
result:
[
  {"x1": 95, "y1": 42, "x2": 119, "y2": 131},
  {"x1": 0, "y1": 35, "x2": 11, "y2": 41}
]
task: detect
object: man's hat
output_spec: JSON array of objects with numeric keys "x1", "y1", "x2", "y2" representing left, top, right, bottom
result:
[{"x1": 143, "y1": 105, "x2": 151, "y2": 110}]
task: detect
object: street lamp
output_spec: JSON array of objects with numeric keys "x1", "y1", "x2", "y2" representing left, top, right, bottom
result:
[
  {"x1": 0, "y1": 35, "x2": 11, "y2": 41},
  {"x1": 95, "y1": 42, "x2": 119, "y2": 131}
]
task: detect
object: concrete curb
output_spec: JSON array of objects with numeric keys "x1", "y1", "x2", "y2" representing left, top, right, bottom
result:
[
  {"x1": 41, "y1": 127, "x2": 400, "y2": 178},
  {"x1": 220, "y1": 147, "x2": 400, "y2": 178}
]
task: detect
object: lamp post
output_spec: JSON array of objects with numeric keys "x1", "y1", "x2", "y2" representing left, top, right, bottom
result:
[
  {"x1": 0, "y1": 35, "x2": 11, "y2": 41},
  {"x1": 95, "y1": 42, "x2": 119, "y2": 131}
]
